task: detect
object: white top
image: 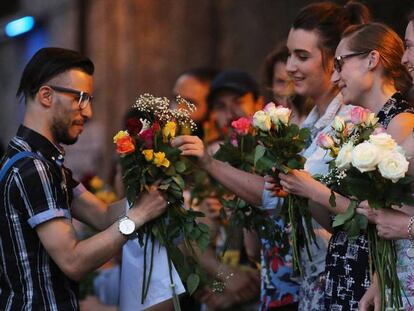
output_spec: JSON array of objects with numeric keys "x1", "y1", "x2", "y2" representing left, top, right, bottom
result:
[
  {"x1": 262, "y1": 93, "x2": 353, "y2": 278},
  {"x1": 119, "y1": 202, "x2": 185, "y2": 311}
]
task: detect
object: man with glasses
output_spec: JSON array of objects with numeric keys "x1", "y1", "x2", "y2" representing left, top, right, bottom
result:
[{"x1": 0, "y1": 47, "x2": 168, "y2": 310}]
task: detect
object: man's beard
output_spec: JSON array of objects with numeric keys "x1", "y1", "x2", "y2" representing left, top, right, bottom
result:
[{"x1": 51, "y1": 116, "x2": 78, "y2": 145}]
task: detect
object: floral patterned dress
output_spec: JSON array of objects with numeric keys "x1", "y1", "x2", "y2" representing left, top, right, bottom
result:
[{"x1": 324, "y1": 92, "x2": 414, "y2": 311}]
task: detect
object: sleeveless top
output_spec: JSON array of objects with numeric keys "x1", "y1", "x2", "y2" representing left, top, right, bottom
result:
[{"x1": 324, "y1": 92, "x2": 414, "y2": 311}]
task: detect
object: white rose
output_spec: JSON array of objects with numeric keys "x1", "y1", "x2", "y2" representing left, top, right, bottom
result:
[
  {"x1": 351, "y1": 142, "x2": 380, "y2": 172},
  {"x1": 378, "y1": 151, "x2": 409, "y2": 182},
  {"x1": 253, "y1": 110, "x2": 271, "y2": 131},
  {"x1": 265, "y1": 104, "x2": 291, "y2": 126},
  {"x1": 335, "y1": 142, "x2": 354, "y2": 170},
  {"x1": 272, "y1": 107, "x2": 291, "y2": 126},
  {"x1": 332, "y1": 116, "x2": 345, "y2": 132},
  {"x1": 364, "y1": 113, "x2": 379, "y2": 127},
  {"x1": 369, "y1": 133, "x2": 397, "y2": 151}
]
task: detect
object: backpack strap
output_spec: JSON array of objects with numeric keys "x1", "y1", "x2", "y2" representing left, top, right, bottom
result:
[{"x1": 0, "y1": 151, "x2": 41, "y2": 183}]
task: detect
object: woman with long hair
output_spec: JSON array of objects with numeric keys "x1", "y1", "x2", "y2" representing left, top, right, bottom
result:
[
  {"x1": 173, "y1": 2, "x2": 370, "y2": 310},
  {"x1": 279, "y1": 22, "x2": 414, "y2": 310}
]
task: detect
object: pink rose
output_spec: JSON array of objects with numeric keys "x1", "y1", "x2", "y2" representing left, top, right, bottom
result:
[
  {"x1": 350, "y1": 106, "x2": 371, "y2": 124},
  {"x1": 316, "y1": 132, "x2": 335, "y2": 149},
  {"x1": 263, "y1": 102, "x2": 277, "y2": 113},
  {"x1": 231, "y1": 117, "x2": 251, "y2": 136},
  {"x1": 138, "y1": 128, "x2": 154, "y2": 148},
  {"x1": 373, "y1": 126, "x2": 386, "y2": 135}
]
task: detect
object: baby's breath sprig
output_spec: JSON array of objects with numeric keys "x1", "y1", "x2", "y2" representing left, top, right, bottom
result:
[{"x1": 133, "y1": 94, "x2": 197, "y2": 131}]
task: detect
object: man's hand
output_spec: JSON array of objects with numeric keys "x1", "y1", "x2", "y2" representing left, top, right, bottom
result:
[
  {"x1": 128, "y1": 186, "x2": 167, "y2": 228},
  {"x1": 172, "y1": 135, "x2": 212, "y2": 168}
]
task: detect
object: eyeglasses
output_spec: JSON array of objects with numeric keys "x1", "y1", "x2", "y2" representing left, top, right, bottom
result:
[
  {"x1": 334, "y1": 51, "x2": 370, "y2": 73},
  {"x1": 48, "y1": 85, "x2": 93, "y2": 110}
]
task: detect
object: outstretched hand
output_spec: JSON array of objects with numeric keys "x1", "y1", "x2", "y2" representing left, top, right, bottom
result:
[
  {"x1": 172, "y1": 135, "x2": 212, "y2": 168},
  {"x1": 279, "y1": 169, "x2": 323, "y2": 200}
]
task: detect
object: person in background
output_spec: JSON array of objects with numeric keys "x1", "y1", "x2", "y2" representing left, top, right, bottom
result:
[
  {"x1": 193, "y1": 69, "x2": 263, "y2": 311},
  {"x1": 172, "y1": 2, "x2": 371, "y2": 310},
  {"x1": 173, "y1": 67, "x2": 219, "y2": 141},
  {"x1": 263, "y1": 43, "x2": 313, "y2": 125}
]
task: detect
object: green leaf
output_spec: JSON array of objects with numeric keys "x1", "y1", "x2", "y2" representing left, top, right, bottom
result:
[
  {"x1": 172, "y1": 175, "x2": 185, "y2": 190},
  {"x1": 198, "y1": 223, "x2": 210, "y2": 233},
  {"x1": 186, "y1": 273, "x2": 200, "y2": 295},
  {"x1": 332, "y1": 201, "x2": 356, "y2": 228},
  {"x1": 175, "y1": 161, "x2": 187, "y2": 173},
  {"x1": 254, "y1": 145, "x2": 266, "y2": 166},
  {"x1": 158, "y1": 183, "x2": 170, "y2": 190},
  {"x1": 355, "y1": 214, "x2": 368, "y2": 230}
]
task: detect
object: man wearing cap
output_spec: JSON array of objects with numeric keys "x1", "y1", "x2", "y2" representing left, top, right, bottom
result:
[
  {"x1": 174, "y1": 70, "x2": 300, "y2": 310},
  {"x1": 207, "y1": 69, "x2": 263, "y2": 138},
  {"x1": 191, "y1": 70, "x2": 263, "y2": 310}
]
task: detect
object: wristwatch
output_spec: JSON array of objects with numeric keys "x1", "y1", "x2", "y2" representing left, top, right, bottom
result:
[{"x1": 118, "y1": 216, "x2": 136, "y2": 237}]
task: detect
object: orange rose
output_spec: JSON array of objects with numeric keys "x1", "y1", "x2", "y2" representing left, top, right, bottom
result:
[{"x1": 116, "y1": 135, "x2": 135, "y2": 155}]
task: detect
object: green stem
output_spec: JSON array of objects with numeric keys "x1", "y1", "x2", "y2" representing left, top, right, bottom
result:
[
  {"x1": 143, "y1": 234, "x2": 156, "y2": 299},
  {"x1": 141, "y1": 232, "x2": 150, "y2": 304},
  {"x1": 288, "y1": 195, "x2": 302, "y2": 276}
]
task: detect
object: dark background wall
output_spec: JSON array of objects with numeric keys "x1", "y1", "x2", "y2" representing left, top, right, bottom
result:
[{"x1": 0, "y1": 0, "x2": 412, "y2": 179}]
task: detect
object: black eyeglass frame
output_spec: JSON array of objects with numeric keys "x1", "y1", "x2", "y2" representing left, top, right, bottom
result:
[
  {"x1": 47, "y1": 85, "x2": 93, "y2": 110},
  {"x1": 334, "y1": 51, "x2": 371, "y2": 73}
]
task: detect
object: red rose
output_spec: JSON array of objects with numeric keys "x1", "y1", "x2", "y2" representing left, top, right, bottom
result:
[
  {"x1": 116, "y1": 135, "x2": 135, "y2": 155},
  {"x1": 139, "y1": 128, "x2": 154, "y2": 149},
  {"x1": 152, "y1": 122, "x2": 161, "y2": 132},
  {"x1": 231, "y1": 117, "x2": 251, "y2": 136},
  {"x1": 126, "y1": 117, "x2": 143, "y2": 136}
]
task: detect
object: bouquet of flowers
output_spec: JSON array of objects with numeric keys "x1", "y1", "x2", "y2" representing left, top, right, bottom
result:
[
  {"x1": 213, "y1": 116, "x2": 289, "y2": 256},
  {"x1": 317, "y1": 106, "x2": 414, "y2": 311},
  {"x1": 113, "y1": 94, "x2": 210, "y2": 308},
  {"x1": 249, "y1": 102, "x2": 313, "y2": 275}
]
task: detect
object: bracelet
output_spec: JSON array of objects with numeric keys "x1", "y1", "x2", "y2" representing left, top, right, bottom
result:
[{"x1": 408, "y1": 216, "x2": 414, "y2": 240}]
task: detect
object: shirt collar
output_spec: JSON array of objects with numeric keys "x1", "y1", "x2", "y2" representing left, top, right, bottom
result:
[
  {"x1": 17, "y1": 125, "x2": 65, "y2": 166},
  {"x1": 301, "y1": 93, "x2": 344, "y2": 138}
]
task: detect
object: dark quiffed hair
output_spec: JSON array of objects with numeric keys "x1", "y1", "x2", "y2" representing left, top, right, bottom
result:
[
  {"x1": 17, "y1": 47, "x2": 94, "y2": 101},
  {"x1": 293, "y1": 1, "x2": 371, "y2": 67},
  {"x1": 177, "y1": 67, "x2": 219, "y2": 84}
]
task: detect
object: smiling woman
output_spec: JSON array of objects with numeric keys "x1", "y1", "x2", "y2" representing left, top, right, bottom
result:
[{"x1": 402, "y1": 11, "x2": 414, "y2": 83}]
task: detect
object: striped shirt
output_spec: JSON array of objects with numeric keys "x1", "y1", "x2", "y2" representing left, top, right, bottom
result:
[{"x1": 0, "y1": 125, "x2": 84, "y2": 311}]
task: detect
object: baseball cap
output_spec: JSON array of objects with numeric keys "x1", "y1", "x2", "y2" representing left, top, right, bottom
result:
[{"x1": 208, "y1": 69, "x2": 260, "y2": 105}]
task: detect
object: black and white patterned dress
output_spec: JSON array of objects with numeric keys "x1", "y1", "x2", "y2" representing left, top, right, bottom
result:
[{"x1": 324, "y1": 92, "x2": 414, "y2": 311}]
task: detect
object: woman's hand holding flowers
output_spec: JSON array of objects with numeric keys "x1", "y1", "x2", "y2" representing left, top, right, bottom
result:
[
  {"x1": 356, "y1": 205, "x2": 410, "y2": 240},
  {"x1": 278, "y1": 169, "x2": 325, "y2": 200}
]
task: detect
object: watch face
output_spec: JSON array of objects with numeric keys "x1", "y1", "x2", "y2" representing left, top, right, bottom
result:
[{"x1": 120, "y1": 218, "x2": 135, "y2": 235}]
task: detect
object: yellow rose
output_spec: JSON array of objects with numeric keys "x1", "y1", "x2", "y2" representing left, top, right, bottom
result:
[
  {"x1": 153, "y1": 151, "x2": 170, "y2": 168},
  {"x1": 142, "y1": 149, "x2": 154, "y2": 162},
  {"x1": 113, "y1": 130, "x2": 129, "y2": 143},
  {"x1": 162, "y1": 121, "x2": 177, "y2": 142},
  {"x1": 90, "y1": 176, "x2": 104, "y2": 190}
]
